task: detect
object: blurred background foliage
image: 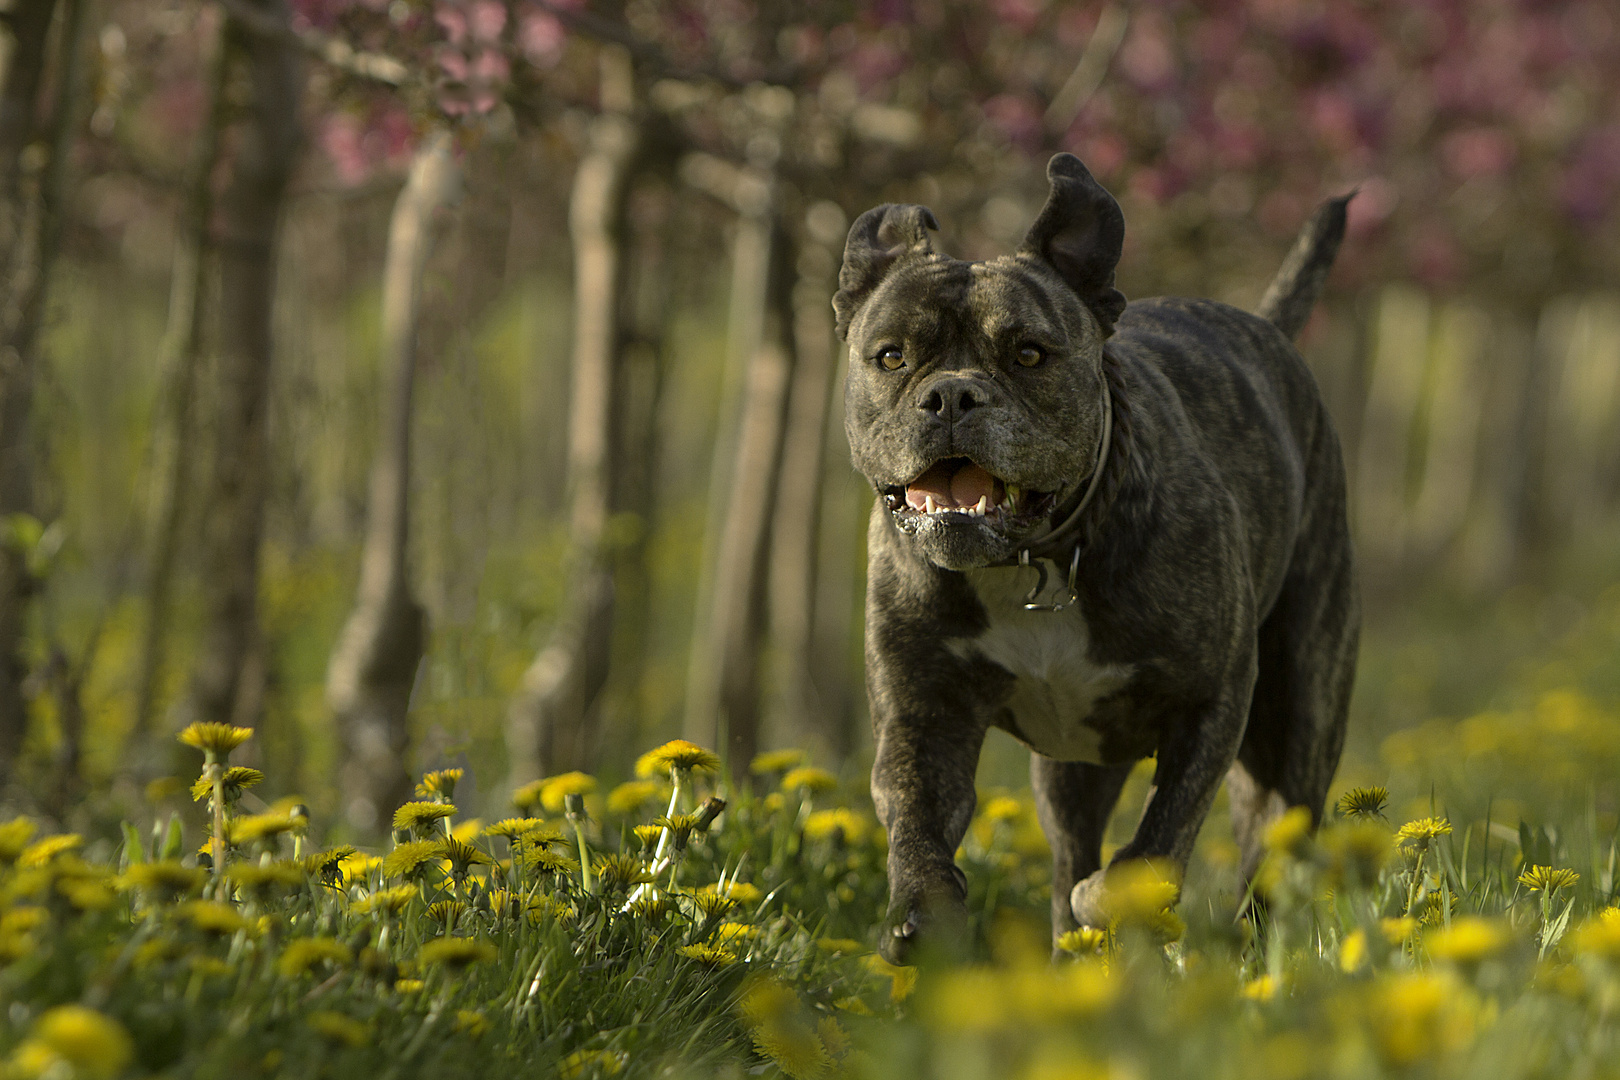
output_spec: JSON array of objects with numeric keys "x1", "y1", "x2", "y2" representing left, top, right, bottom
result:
[{"x1": 0, "y1": 0, "x2": 1616, "y2": 853}]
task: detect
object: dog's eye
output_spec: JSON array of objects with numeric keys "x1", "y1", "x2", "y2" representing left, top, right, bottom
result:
[
  {"x1": 877, "y1": 346, "x2": 905, "y2": 370},
  {"x1": 1016, "y1": 344, "x2": 1046, "y2": 367}
]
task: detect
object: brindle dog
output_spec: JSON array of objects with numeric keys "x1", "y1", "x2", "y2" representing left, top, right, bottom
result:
[{"x1": 835, "y1": 154, "x2": 1357, "y2": 962}]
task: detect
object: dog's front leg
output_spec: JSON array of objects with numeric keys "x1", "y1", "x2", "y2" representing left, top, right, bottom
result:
[
  {"x1": 1068, "y1": 672, "x2": 1255, "y2": 928},
  {"x1": 871, "y1": 707, "x2": 986, "y2": 964}
]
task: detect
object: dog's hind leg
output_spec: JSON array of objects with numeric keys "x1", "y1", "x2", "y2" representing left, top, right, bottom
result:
[
  {"x1": 1229, "y1": 500, "x2": 1359, "y2": 884},
  {"x1": 1031, "y1": 755, "x2": 1134, "y2": 942}
]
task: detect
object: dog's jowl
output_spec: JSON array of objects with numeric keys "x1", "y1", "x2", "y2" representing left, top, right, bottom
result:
[{"x1": 835, "y1": 153, "x2": 1359, "y2": 962}]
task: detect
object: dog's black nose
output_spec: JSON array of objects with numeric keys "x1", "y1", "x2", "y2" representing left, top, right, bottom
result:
[{"x1": 918, "y1": 376, "x2": 993, "y2": 425}]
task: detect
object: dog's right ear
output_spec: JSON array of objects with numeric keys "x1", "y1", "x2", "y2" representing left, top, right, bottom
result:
[{"x1": 832, "y1": 204, "x2": 939, "y2": 340}]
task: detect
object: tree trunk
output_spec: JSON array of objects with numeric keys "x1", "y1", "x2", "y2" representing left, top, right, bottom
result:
[
  {"x1": 505, "y1": 49, "x2": 638, "y2": 787},
  {"x1": 684, "y1": 192, "x2": 796, "y2": 777},
  {"x1": 326, "y1": 131, "x2": 458, "y2": 831},
  {"x1": 767, "y1": 201, "x2": 845, "y2": 761},
  {"x1": 131, "y1": 10, "x2": 230, "y2": 750},
  {"x1": 0, "y1": 0, "x2": 87, "y2": 781},
  {"x1": 182, "y1": 0, "x2": 302, "y2": 730}
]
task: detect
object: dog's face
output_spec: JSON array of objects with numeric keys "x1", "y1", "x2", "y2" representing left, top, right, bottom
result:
[{"x1": 836, "y1": 155, "x2": 1128, "y2": 570}]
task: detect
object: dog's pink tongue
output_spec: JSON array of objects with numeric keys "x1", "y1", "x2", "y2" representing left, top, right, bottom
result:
[{"x1": 905, "y1": 462, "x2": 999, "y2": 509}]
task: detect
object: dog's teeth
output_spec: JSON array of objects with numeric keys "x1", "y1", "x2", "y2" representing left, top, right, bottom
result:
[
  {"x1": 973, "y1": 495, "x2": 989, "y2": 516},
  {"x1": 924, "y1": 495, "x2": 937, "y2": 515}
]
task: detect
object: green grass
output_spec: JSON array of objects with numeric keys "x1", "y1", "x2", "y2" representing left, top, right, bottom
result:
[{"x1": 4, "y1": 586, "x2": 1620, "y2": 1080}]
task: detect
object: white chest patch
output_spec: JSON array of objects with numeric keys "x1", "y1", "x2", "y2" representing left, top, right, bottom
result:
[{"x1": 947, "y1": 564, "x2": 1135, "y2": 763}]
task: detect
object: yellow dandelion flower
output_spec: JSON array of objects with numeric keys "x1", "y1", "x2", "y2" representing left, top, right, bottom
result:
[
  {"x1": 833, "y1": 996, "x2": 874, "y2": 1016},
  {"x1": 1339, "y1": 927, "x2": 1369, "y2": 973},
  {"x1": 815, "y1": 938, "x2": 866, "y2": 956},
  {"x1": 636, "y1": 739, "x2": 723, "y2": 778},
  {"x1": 226, "y1": 861, "x2": 304, "y2": 898},
  {"x1": 537, "y1": 772, "x2": 597, "y2": 814},
  {"x1": 382, "y1": 840, "x2": 443, "y2": 880},
  {"x1": 606, "y1": 780, "x2": 663, "y2": 815},
  {"x1": 632, "y1": 825, "x2": 663, "y2": 852},
  {"x1": 437, "y1": 838, "x2": 493, "y2": 879},
  {"x1": 19, "y1": 834, "x2": 82, "y2": 867},
  {"x1": 1518, "y1": 864, "x2": 1579, "y2": 894},
  {"x1": 190, "y1": 766, "x2": 264, "y2": 804},
  {"x1": 559, "y1": 1049, "x2": 628, "y2": 1079},
  {"x1": 1336, "y1": 786, "x2": 1389, "y2": 820},
  {"x1": 863, "y1": 954, "x2": 917, "y2": 1002},
  {"x1": 117, "y1": 859, "x2": 206, "y2": 899},
  {"x1": 178, "y1": 900, "x2": 251, "y2": 936},
  {"x1": 278, "y1": 937, "x2": 352, "y2": 978},
  {"x1": 416, "y1": 768, "x2": 464, "y2": 801},
  {"x1": 1263, "y1": 806, "x2": 1313, "y2": 856},
  {"x1": 980, "y1": 795, "x2": 1024, "y2": 824},
  {"x1": 741, "y1": 980, "x2": 829, "y2": 1080},
  {"x1": 724, "y1": 881, "x2": 764, "y2": 906},
  {"x1": 716, "y1": 922, "x2": 760, "y2": 945},
  {"x1": 652, "y1": 813, "x2": 703, "y2": 848},
  {"x1": 803, "y1": 809, "x2": 870, "y2": 845},
  {"x1": 341, "y1": 853, "x2": 383, "y2": 885},
  {"x1": 0, "y1": 931, "x2": 36, "y2": 962},
  {"x1": 483, "y1": 818, "x2": 548, "y2": 840},
  {"x1": 392, "y1": 801, "x2": 457, "y2": 836},
  {"x1": 691, "y1": 890, "x2": 735, "y2": 919},
  {"x1": 0, "y1": 817, "x2": 37, "y2": 862},
  {"x1": 1, "y1": 907, "x2": 45, "y2": 934},
  {"x1": 18, "y1": 1005, "x2": 133, "y2": 1080},
  {"x1": 1098, "y1": 859, "x2": 1181, "y2": 928},
  {"x1": 394, "y1": 978, "x2": 426, "y2": 994},
  {"x1": 750, "y1": 748, "x2": 808, "y2": 775},
  {"x1": 188, "y1": 955, "x2": 234, "y2": 979},
  {"x1": 1394, "y1": 817, "x2": 1452, "y2": 852},
  {"x1": 59, "y1": 878, "x2": 117, "y2": 912},
  {"x1": 1242, "y1": 974, "x2": 1280, "y2": 1001},
  {"x1": 781, "y1": 767, "x2": 838, "y2": 795},
  {"x1": 1381, "y1": 916, "x2": 1418, "y2": 944},
  {"x1": 524, "y1": 848, "x2": 581, "y2": 879},
  {"x1": 355, "y1": 884, "x2": 418, "y2": 916},
  {"x1": 593, "y1": 853, "x2": 652, "y2": 893},
  {"x1": 1426, "y1": 916, "x2": 1512, "y2": 963},
  {"x1": 306, "y1": 1011, "x2": 368, "y2": 1047},
  {"x1": 453, "y1": 1009, "x2": 489, "y2": 1038},
  {"x1": 427, "y1": 900, "x2": 467, "y2": 928},
  {"x1": 227, "y1": 813, "x2": 298, "y2": 846},
  {"x1": 419, "y1": 936, "x2": 497, "y2": 971},
  {"x1": 1056, "y1": 927, "x2": 1107, "y2": 955},
  {"x1": 528, "y1": 894, "x2": 575, "y2": 926},
  {"x1": 1569, "y1": 908, "x2": 1620, "y2": 959},
  {"x1": 512, "y1": 779, "x2": 547, "y2": 814},
  {"x1": 677, "y1": 942, "x2": 737, "y2": 967},
  {"x1": 299, "y1": 845, "x2": 358, "y2": 884},
  {"x1": 177, "y1": 722, "x2": 254, "y2": 756},
  {"x1": 629, "y1": 897, "x2": 670, "y2": 926},
  {"x1": 1367, "y1": 971, "x2": 1477, "y2": 1066}
]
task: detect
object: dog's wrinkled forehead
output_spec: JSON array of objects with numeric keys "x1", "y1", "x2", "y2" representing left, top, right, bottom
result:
[
  {"x1": 847, "y1": 253, "x2": 1101, "y2": 360},
  {"x1": 834, "y1": 153, "x2": 1127, "y2": 346}
]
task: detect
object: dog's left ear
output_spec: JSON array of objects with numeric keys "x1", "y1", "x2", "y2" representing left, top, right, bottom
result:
[{"x1": 1020, "y1": 154, "x2": 1126, "y2": 335}]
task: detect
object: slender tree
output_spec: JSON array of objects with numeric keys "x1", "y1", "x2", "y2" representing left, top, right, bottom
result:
[
  {"x1": 131, "y1": 8, "x2": 231, "y2": 749},
  {"x1": 326, "y1": 129, "x2": 459, "y2": 831},
  {"x1": 0, "y1": 0, "x2": 89, "y2": 781},
  {"x1": 182, "y1": 0, "x2": 303, "y2": 730},
  {"x1": 505, "y1": 46, "x2": 640, "y2": 785}
]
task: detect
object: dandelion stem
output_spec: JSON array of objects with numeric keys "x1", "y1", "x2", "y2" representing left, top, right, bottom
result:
[{"x1": 206, "y1": 754, "x2": 227, "y2": 887}]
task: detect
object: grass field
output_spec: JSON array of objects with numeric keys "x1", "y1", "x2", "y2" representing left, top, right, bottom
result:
[{"x1": 2, "y1": 583, "x2": 1619, "y2": 1079}]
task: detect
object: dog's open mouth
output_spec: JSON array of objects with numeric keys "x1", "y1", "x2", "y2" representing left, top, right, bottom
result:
[{"x1": 882, "y1": 458, "x2": 1056, "y2": 524}]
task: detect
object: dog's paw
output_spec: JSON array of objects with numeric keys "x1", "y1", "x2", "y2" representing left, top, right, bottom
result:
[
  {"x1": 879, "y1": 897, "x2": 969, "y2": 966},
  {"x1": 1069, "y1": 869, "x2": 1110, "y2": 929}
]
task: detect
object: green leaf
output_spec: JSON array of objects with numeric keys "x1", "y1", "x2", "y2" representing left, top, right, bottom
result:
[
  {"x1": 161, "y1": 813, "x2": 183, "y2": 861},
  {"x1": 120, "y1": 821, "x2": 145, "y2": 868}
]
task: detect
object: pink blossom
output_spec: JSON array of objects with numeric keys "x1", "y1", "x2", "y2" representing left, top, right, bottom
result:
[
  {"x1": 1439, "y1": 126, "x2": 1516, "y2": 180},
  {"x1": 517, "y1": 8, "x2": 566, "y2": 68},
  {"x1": 435, "y1": 2, "x2": 468, "y2": 45},
  {"x1": 468, "y1": 0, "x2": 506, "y2": 43},
  {"x1": 471, "y1": 48, "x2": 510, "y2": 83}
]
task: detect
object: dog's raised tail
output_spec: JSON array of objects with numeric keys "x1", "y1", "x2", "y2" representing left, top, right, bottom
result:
[{"x1": 1256, "y1": 192, "x2": 1353, "y2": 342}]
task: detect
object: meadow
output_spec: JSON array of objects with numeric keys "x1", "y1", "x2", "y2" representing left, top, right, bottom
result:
[{"x1": 2, "y1": 580, "x2": 1618, "y2": 1080}]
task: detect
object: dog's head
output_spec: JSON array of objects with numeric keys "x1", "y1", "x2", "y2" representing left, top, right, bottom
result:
[{"x1": 836, "y1": 154, "x2": 1127, "y2": 570}]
